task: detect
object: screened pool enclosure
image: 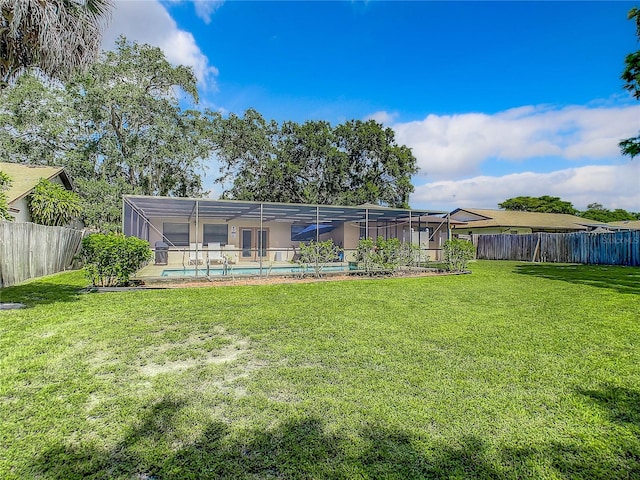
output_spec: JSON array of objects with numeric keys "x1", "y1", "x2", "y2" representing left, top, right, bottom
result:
[{"x1": 123, "y1": 195, "x2": 449, "y2": 278}]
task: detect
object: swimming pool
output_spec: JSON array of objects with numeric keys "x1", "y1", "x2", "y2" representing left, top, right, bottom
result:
[{"x1": 160, "y1": 264, "x2": 352, "y2": 277}]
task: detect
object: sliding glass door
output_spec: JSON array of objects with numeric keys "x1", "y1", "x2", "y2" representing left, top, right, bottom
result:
[{"x1": 240, "y1": 228, "x2": 268, "y2": 260}]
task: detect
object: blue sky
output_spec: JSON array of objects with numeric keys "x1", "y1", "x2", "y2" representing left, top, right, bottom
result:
[{"x1": 104, "y1": 1, "x2": 640, "y2": 212}]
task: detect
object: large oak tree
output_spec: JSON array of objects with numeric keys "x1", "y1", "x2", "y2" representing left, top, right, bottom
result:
[
  {"x1": 212, "y1": 110, "x2": 418, "y2": 208},
  {"x1": 0, "y1": 38, "x2": 216, "y2": 230}
]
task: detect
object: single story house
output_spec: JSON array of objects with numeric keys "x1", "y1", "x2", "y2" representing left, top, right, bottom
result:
[
  {"x1": 450, "y1": 208, "x2": 593, "y2": 235},
  {"x1": 607, "y1": 220, "x2": 640, "y2": 231},
  {"x1": 0, "y1": 162, "x2": 73, "y2": 222},
  {"x1": 123, "y1": 195, "x2": 448, "y2": 267}
]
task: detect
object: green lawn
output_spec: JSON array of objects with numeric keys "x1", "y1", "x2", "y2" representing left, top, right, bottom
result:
[{"x1": 1, "y1": 261, "x2": 639, "y2": 479}]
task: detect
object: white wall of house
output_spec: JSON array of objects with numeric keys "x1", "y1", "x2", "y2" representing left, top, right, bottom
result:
[
  {"x1": 434, "y1": 226, "x2": 449, "y2": 247},
  {"x1": 412, "y1": 227, "x2": 448, "y2": 250},
  {"x1": 148, "y1": 217, "x2": 306, "y2": 262},
  {"x1": 145, "y1": 215, "x2": 443, "y2": 264},
  {"x1": 342, "y1": 222, "x2": 361, "y2": 261},
  {"x1": 8, "y1": 197, "x2": 30, "y2": 222},
  {"x1": 148, "y1": 218, "x2": 290, "y2": 245}
]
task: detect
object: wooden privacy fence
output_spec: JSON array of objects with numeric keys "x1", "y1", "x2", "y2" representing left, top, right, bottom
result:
[
  {"x1": 0, "y1": 222, "x2": 85, "y2": 288},
  {"x1": 474, "y1": 231, "x2": 640, "y2": 266}
]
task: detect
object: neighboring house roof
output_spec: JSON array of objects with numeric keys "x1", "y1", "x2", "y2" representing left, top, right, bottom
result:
[
  {"x1": 0, "y1": 162, "x2": 73, "y2": 204},
  {"x1": 608, "y1": 220, "x2": 640, "y2": 230},
  {"x1": 450, "y1": 208, "x2": 590, "y2": 231},
  {"x1": 413, "y1": 215, "x2": 466, "y2": 225}
]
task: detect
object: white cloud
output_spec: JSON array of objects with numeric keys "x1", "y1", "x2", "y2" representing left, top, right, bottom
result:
[
  {"x1": 388, "y1": 104, "x2": 640, "y2": 180},
  {"x1": 102, "y1": 0, "x2": 218, "y2": 87},
  {"x1": 367, "y1": 110, "x2": 398, "y2": 125},
  {"x1": 193, "y1": 0, "x2": 225, "y2": 24},
  {"x1": 411, "y1": 162, "x2": 640, "y2": 212}
]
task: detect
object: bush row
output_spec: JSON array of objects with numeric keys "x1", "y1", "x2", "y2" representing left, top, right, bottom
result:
[{"x1": 79, "y1": 233, "x2": 475, "y2": 286}]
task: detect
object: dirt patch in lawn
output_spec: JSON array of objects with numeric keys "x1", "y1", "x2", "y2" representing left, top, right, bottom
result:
[
  {"x1": 147, "y1": 270, "x2": 462, "y2": 289},
  {"x1": 138, "y1": 335, "x2": 250, "y2": 377},
  {"x1": 85, "y1": 328, "x2": 257, "y2": 414}
]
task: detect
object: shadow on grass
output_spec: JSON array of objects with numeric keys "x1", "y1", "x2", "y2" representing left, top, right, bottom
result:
[
  {"x1": 502, "y1": 437, "x2": 640, "y2": 480},
  {"x1": 578, "y1": 384, "x2": 640, "y2": 429},
  {"x1": 30, "y1": 396, "x2": 640, "y2": 479},
  {"x1": 0, "y1": 278, "x2": 84, "y2": 308},
  {"x1": 513, "y1": 264, "x2": 640, "y2": 295}
]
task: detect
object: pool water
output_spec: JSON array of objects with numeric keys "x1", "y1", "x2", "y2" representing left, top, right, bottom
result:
[{"x1": 161, "y1": 265, "x2": 352, "y2": 277}]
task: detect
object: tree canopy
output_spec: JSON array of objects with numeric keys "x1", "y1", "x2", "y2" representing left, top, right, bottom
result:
[
  {"x1": 0, "y1": 37, "x2": 215, "y2": 230},
  {"x1": 579, "y1": 203, "x2": 640, "y2": 223},
  {"x1": 498, "y1": 196, "x2": 578, "y2": 215},
  {"x1": 211, "y1": 109, "x2": 418, "y2": 208},
  {"x1": 620, "y1": 7, "x2": 640, "y2": 158},
  {"x1": 499, "y1": 196, "x2": 640, "y2": 222},
  {"x1": 0, "y1": 0, "x2": 113, "y2": 88},
  {"x1": 1, "y1": 37, "x2": 420, "y2": 230},
  {"x1": 69, "y1": 38, "x2": 210, "y2": 199}
]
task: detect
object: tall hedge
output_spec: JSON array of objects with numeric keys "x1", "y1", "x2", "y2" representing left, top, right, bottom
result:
[
  {"x1": 443, "y1": 239, "x2": 475, "y2": 272},
  {"x1": 82, "y1": 233, "x2": 152, "y2": 286},
  {"x1": 355, "y1": 237, "x2": 417, "y2": 274}
]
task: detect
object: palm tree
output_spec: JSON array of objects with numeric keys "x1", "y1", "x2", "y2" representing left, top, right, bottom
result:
[{"x1": 0, "y1": 0, "x2": 113, "y2": 88}]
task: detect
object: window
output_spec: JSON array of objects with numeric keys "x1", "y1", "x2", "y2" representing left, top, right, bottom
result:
[
  {"x1": 163, "y1": 222, "x2": 189, "y2": 246},
  {"x1": 203, "y1": 224, "x2": 228, "y2": 246}
]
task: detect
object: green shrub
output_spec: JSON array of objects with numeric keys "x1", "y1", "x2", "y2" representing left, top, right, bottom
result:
[
  {"x1": 443, "y1": 238, "x2": 475, "y2": 272},
  {"x1": 298, "y1": 239, "x2": 343, "y2": 277},
  {"x1": 0, "y1": 171, "x2": 12, "y2": 221},
  {"x1": 81, "y1": 233, "x2": 152, "y2": 286},
  {"x1": 28, "y1": 178, "x2": 82, "y2": 226},
  {"x1": 355, "y1": 237, "x2": 417, "y2": 274}
]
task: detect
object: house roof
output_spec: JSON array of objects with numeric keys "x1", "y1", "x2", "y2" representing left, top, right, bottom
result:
[
  {"x1": 608, "y1": 220, "x2": 640, "y2": 230},
  {"x1": 450, "y1": 208, "x2": 590, "y2": 231},
  {"x1": 0, "y1": 162, "x2": 72, "y2": 204},
  {"x1": 414, "y1": 215, "x2": 466, "y2": 225},
  {"x1": 124, "y1": 195, "x2": 446, "y2": 225}
]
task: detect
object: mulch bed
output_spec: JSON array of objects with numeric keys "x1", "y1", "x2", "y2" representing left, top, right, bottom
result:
[{"x1": 141, "y1": 269, "x2": 466, "y2": 289}]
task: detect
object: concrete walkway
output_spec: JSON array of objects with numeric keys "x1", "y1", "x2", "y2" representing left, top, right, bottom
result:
[{"x1": 0, "y1": 303, "x2": 26, "y2": 310}]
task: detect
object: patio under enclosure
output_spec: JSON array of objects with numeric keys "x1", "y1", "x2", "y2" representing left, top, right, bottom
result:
[{"x1": 123, "y1": 195, "x2": 449, "y2": 279}]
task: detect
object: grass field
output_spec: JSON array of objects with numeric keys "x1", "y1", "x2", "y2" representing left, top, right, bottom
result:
[{"x1": 1, "y1": 261, "x2": 639, "y2": 479}]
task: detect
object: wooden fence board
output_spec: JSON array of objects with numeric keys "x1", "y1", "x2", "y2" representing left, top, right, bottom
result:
[
  {"x1": 475, "y1": 231, "x2": 640, "y2": 266},
  {"x1": 0, "y1": 222, "x2": 85, "y2": 288}
]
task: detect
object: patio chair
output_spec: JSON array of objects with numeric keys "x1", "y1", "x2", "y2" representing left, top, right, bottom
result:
[
  {"x1": 223, "y1": 246, "x2": 238, "y2": 264},
  {"x1": 189, "y1": 243, "x2": 204, "y2": 265},
  {"x1": 207, "y1": 242, "x2": 224, "y2": 264}
]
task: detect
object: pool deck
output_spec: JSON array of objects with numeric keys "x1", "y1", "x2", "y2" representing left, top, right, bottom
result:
[{"x1": 134, "y1": 261, "x2": 351, "y2": 280}]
